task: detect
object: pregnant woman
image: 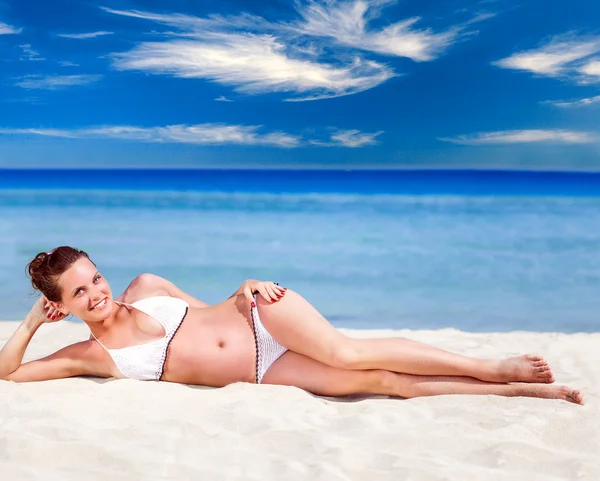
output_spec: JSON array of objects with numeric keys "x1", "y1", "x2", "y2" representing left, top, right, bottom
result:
[{"x1": 0, "y1": 246, "x2": 584, "y2": 405}]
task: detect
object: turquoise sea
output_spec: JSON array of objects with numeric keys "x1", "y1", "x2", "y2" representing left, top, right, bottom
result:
[{"x1": 1, "y1": 169, "x2": 599, "y2": 332}]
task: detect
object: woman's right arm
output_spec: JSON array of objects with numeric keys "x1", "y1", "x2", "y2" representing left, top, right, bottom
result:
[
  {"x1": 0, "y1": 314, "x2": 45, "y2": 379},
  {"x1": 1, "y1": 299, "x2": 106, "y2": 382}
]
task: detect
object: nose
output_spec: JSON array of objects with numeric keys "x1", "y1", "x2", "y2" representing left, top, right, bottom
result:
[{"x1": 90, "y1": 290, "x2": 106, "y2": 305}]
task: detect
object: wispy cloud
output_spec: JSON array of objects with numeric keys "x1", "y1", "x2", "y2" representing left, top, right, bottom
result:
[
  {"x1": 0, "y1": 21, "x2": 21, "y2": 35},
  {"x1": 110, "y1": 34, "x2": 394, "y2": 101},
  {"x1": 58, "y1": 31, "x2": 114, "y2": 39},
  {"x1": 439, "y1": 129, "x2": 596, "y2": 145},
  {"x1": 19, "y1": 44, "x2": 45, "y2": 61},
  {"x1": 465, "y1": 11, "x2": 497, "y2": 25},
  {"x1": 288, "y1": 0, "x2": 464, "y2": 62},
  {"x1": 493, "y1": 33, "x2": 600, "y2": 82},
  {"x1": 1, "y1": 96, "x2": 44, "y2": 105},
  {"x1": 543, "y1": 95, "x2": 600, "y2": 108},
  {"x1": 15, "y1": 74, "x2": 102, "y2": 90},
  {"x1": 311, "y1": 128, "x2": 383, "y2": 147},
  {"x1": 215, "y1": 95, "x2": 233, "y2": 102},
  {"x1": 579, "y1": 60, "x2": 600, "y2": 79},
  {"x1": 0, "y1": 124, "x2": 299, "y2": 147},
  {"x1": 99, "y1": 7, "x2": 268, "y2": 31},
  {"x1": 59, "y1": 61, "x2": 80, "y2": 67},
  {"x1": 102, "y1": 2, "x2": 478, "y2": 100},
  {"x1": 0, "y1": 124, "x2": 383, "y2": 148}
]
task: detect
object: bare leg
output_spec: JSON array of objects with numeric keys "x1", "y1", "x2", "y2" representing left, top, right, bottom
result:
[
  {"x1": 262, "y1": 351, "x2": 583, "y2": 405},
  {"x1": 257, "y1": 290, "x2": 554, "y2": 383}
]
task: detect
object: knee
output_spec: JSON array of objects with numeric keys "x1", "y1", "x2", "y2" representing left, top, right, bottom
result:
[{"x1": 328, "y1": 340, "x2": 362, "y2": 369}]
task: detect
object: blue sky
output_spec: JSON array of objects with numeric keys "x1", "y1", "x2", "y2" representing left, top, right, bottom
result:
[{"x1": 0, "y1": 0, "x2": 598, "y2": 169}]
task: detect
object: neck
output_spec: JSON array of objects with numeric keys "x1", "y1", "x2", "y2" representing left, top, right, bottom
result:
[{"x1": 85, "y1": 301, "x2": 121, "y2": 338}]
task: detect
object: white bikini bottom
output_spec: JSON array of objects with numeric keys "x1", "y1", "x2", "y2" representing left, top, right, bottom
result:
[{"x1": 251, "y1": 293, "x2": 288, "y2": 383}]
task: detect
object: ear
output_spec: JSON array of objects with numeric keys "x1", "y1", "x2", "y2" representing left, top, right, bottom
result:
[{"x1": 49, "y1": 300, "x2": 69, "y2": 316}]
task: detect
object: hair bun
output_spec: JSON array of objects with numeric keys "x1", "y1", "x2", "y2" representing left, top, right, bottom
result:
[
  {"x1": 27, "y1": 252, "x2": 50, "y2": 292},
  {"x1": 25, "y1": 246, "x2": 92, "y2": 301}
]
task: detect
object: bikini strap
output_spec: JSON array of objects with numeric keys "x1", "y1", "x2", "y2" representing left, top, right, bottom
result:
[
  {"x1": 89, "y1": 330, "x2": 109, "y2": 351},
  {"x1": 114, "y1": 300, "x2": 132, "y2": 306}
]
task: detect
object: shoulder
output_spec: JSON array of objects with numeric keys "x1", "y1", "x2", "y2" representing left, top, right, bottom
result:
[
  {"x1": 127, "y1": 273, "x2": 210, "y2": 309},
  {"x1": 130, "y1": 273, "x2": 166, "y2": 289},
  {"x1": 124, "y1": 273, "x2": 170, "y2": 301}
]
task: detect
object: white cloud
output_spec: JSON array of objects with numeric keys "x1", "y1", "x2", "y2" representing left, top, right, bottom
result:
[
  {"x1": 465, "y1": 11, "x2": 497, "y2": 25},
  {"x1": 99, "y1": 7, "x2": 269, "y2": 32},
  {"x1": 0, "y1": 124, "x2": 300, "y2": 148},
  {"x1": 58, "y1": 31, "x2": 114, "y2": 39},
  {"x1": 579, "y1": 60, "x2": 600, "y2": 78},
  {"x1": 110, "y1": 34, "x2": 394, "y2": 101},
  {"x1": 15, "y1": 74, "x2": 102, "y2": 90},
  {"x1": 439, "y1": 129, "x2": 596, "y2": 145},
  {"x1": 0, "y1": 124, "x2": 383, "y2": 148},
  {"x1": 215, "y1": 95, "x2": 233, "y2": 102},
  {"x1": 19, "y1": 44, "x2": 45, "y2": 61},
  {"x1": 59, "y1": 61, "x2": 80, "y2": 67},
  {"x1": 493, "y1": 34, "x2": 600, "y2": 80},
  {"x1": 0, "y1": 21, "x2": 21, "y2": 35},
  {"x1": 311, "y1": 128, "x2": 383, "y2": 147},
  {"x1": 543, "y1": 95, "x2": 600, "y2": 108},
  {"x1": 288, "y1": 0, "x2": 462, "y2": 62},
  {"x1": 102, "y1": 2, "x2": 477, "y2": 100}
]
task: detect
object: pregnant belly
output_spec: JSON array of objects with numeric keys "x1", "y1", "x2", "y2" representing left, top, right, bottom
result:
[{"x1": 160, "y1": 299, "x2": 257, "y2": 386}]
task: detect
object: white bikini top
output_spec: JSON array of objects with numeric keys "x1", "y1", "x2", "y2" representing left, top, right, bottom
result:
[{"x1": 90, "y1": 296, "x2": 189, "y2": 381}]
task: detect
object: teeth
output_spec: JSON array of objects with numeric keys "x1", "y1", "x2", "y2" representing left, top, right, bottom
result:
[{"x1": 92, "y1": 299, "x2": 106, "y2": 310}]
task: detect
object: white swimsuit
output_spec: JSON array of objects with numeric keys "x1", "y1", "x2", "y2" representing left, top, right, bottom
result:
[
  {"x1": 90, "y1": 296, "x2": 188, "y2": 381},
  {"x1": 91, "y1": 294, "x2": 287, "y2": 384},
  {"x1": 251, "y1": 293, "x2": 288, "y2": 383}
]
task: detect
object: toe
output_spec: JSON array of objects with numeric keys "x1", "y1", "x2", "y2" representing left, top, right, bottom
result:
[
  {"x1": 526, "y1": 354, "x2": 544, "y2": 362},
  {"x1": 570, "y1": 390, "x2": 584, "y2": 405}
]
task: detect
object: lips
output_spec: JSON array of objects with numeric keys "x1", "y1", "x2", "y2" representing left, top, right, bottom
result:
[{"x1": 90, "y1": 298, "x2": 107, "y2": 311}]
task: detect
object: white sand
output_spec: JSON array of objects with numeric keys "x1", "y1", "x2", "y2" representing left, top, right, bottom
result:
[{"x1": 0, "y1": 321, "x2": 598, "y2": 481}]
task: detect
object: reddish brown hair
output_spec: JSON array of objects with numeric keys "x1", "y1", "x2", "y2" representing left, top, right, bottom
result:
[{"x1": 26, "y1": 246, "x2": 94, "y2": 301}]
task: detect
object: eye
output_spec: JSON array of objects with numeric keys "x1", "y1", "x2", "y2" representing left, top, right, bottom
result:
[{"x1": 94, "y1": 275, "x2": 102, "y2": 283}]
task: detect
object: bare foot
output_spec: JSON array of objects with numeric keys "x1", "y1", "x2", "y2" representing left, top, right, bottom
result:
[
  {"x1": 486, "y1": 354, "x2": 555, "y2": 384},
  {"x1": 518, "y1": 384, "x2": 584, "y2": 405}
]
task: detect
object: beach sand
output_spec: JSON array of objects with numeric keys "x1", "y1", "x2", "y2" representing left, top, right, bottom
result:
[{"x1": 0, "y1": 321, "x2": 598, "y2": 481}]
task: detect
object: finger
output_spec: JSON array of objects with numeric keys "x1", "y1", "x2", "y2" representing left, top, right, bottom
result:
[
  {"x1": 257, "y1": 285, "x2": 271, "y2": 302},
  {"x1": 243, "y1": 287, "x2": 255, "y2": 307},
  {"x1": 264, "y1": 284, "x2": 279, "y2": 301},
  {"x1": 272, "y1": 285, "x2": 285, "y2": 296}
]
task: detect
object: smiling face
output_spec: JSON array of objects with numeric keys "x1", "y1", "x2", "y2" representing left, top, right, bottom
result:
[{"x1": 56, "y1": 257, "x2": 114, "y2": 321}]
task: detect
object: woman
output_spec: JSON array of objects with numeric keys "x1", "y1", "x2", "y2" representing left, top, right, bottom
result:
[{"x1": 0, "y1": 246, "x2": 584, "y2": 405}]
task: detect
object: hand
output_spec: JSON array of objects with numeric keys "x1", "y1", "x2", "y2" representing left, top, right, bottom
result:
[
  {"x1": 241, "y1": 280, "x2": 286, "y2": 307},
  {"x1": 27, "y1": 296, "x2": 70, "y2": 325}
]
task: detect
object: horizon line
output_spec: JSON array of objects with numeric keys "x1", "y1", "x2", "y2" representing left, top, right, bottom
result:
[{"x1": 2, "y1": 167, "x2": 600, "y2": 174}]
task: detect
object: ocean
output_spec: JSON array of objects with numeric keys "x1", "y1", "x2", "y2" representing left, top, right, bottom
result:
[{"x1": 1, "y1": 169, "x2": 599, "y2": 333}]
